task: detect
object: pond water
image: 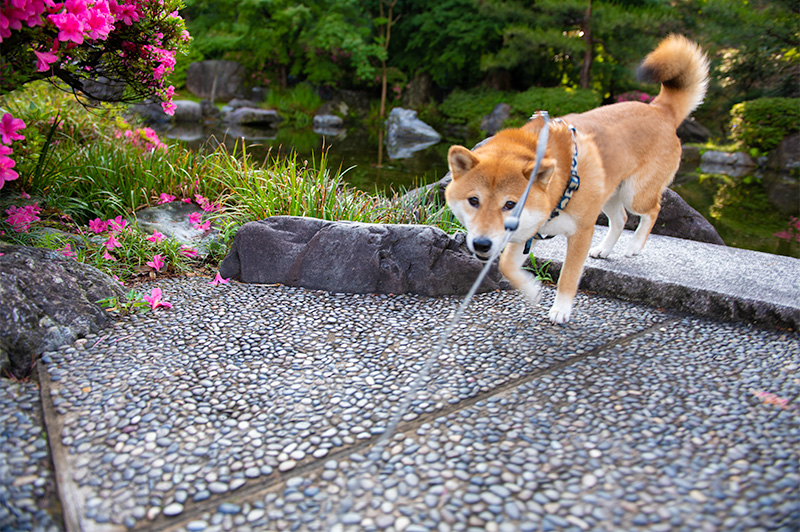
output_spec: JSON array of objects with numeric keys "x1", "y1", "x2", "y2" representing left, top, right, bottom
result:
[{"x1": 160, "y1": 123, "x2": 799, "y2": 259}]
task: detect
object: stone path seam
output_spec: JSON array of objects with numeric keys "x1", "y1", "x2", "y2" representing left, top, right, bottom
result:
[{"x1": 93, "y1": 315, "x2": 683, "y2": 532}]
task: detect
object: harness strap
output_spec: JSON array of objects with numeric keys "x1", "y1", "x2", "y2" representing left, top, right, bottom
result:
[{"x1": 523, "y1": 116, "x2": 580, "y2": 254}]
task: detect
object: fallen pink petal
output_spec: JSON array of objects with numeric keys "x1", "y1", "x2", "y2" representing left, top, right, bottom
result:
[
  {"x1": 158, "y1": 193, "x2": 176, "y2": 204},
  {"x1": 209, "y1": 272, "x2": 230, "y2": 286},
  {"x1": 105, "y1": 234, "x2": 123, "y2": 251},
  {"x1": 187, "y1": 211, "x2": 202, "y2": 224},
  {"x1": 143, "y1": 287, "x2": 173, "y2": 310},
  {"x1": 193, "y1": 220, "x2": 211, "y2": 231},
  {"x1": 146, "y1": 254, "x2": 166, "y2": 271},
  {"x1": 147, "y1": 231, "x2": 166, "y2": 243},
  {"x1": 102, "y1": 250, "x2": 117, "y2": 261},
  {"x1": 180, "y1": 246, "x2": 199, "y2": 258}
]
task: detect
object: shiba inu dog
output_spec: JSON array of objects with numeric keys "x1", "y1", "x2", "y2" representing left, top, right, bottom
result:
[{"x1": 445, "y1": 35, "x2": 709, "y2": 323}]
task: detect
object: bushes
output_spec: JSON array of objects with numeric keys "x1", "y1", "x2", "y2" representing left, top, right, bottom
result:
[
  {"x1": 730, "y1": 98, "x2": 800, "y2": 153},
  {"x1": 439, "y1": 86, "x2": 601, "y2": 135}
]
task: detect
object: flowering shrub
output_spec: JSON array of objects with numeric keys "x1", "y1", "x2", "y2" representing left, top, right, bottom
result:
[
  {"x1": 1, "y1": 0, "x2": 189, "y2": 110},
  {"x1": 1, "y1": 0, "x2": 189, "y2": 188},
  {"x1": 616, "y1": 91, "x2": 654, "y2": 104},
  {"x1": 0, "y1": 112, "x2": 25, "y2": 188},
  {"x1": 774, "y1": 216, "x2": 800, "y2": 242}
]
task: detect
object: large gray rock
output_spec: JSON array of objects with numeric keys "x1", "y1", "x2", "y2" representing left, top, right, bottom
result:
[
  {"x1": 185, "y1": 60, "x2": 245, "y2": 102},
  {"x1": 677, "y1": 118, "x2": 711, "y2": 144},
  {"x1": 768, "y1": 132, "x2": 800, "y2": 170},
  {"x1": 402, "y1": 72, "x2": 434, "y2": 109},
  {"x1": 132, "y1": 202, "x2": 221, "y2": 257},
  {"x1": 0, "y1": 246, "x2": 125, "y2": 378},
  {"x1": 219, "y1": 216, "x2": 507, "y2": 296},
  {"x1": 596, "y1": 188, "x2": 725, "y2": 245},
  {"x1": 385, "y1": 107, "x2": 441, "y2": 159},
  {"x1": 224, "y1": 107, "x2": 282, "y2": 127},
  {"x1": 172, "y1": 100, "x2": 202, "y2": 123},
  {"x1": 481, "y1": 103, "x2": 511, "y2": 135},
  {"x1": 313, "y1": 114, "x2": 344, "y2": 136},
  {"x1": 700, "y1": 150, "x2": 756, "y2": 177}
]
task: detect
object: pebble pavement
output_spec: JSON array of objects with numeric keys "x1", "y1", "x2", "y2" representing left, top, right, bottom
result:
[{"x1": 2, "y1": 276, "x2": 799, "y2": 531}]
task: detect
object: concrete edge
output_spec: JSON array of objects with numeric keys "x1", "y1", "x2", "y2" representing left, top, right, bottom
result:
[
  {"x1": 531, "y1": 251, "x2": 799, "y2": 332},
  {"x1": 38, "y1": 361, "x2": 122, "y2": 532}
]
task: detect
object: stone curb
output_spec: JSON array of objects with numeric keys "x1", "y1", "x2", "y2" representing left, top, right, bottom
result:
[{"x1": 531, "y1": 226, "x2": 800, "y2": 330}]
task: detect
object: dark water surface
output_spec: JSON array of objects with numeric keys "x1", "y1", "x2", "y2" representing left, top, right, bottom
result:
[{"x1": 161, "y1": 123, "x2": 799, "y2": 259}]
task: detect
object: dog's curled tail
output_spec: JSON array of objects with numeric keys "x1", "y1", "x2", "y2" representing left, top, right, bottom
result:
[{"x1": 637, "y1": 34, "x2": 709, "y2": 127}]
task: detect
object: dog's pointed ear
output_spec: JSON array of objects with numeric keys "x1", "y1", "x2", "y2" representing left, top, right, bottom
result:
[
  {"x1": 524, "y1": 157, "x2": 555, "y2": 186},
  {"x1": 448, "y1": 146, "x2": 479, "y2": 179}
]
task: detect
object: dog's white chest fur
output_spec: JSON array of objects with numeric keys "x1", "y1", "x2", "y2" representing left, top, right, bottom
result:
[{"x1": 537, "y1": 212, "x2": 577, "y2": 237}]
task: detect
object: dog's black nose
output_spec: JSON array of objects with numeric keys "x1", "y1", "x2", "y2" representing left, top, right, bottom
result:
[{"x1": 473, "y1": 237, "x2": 492, "y2": 254}]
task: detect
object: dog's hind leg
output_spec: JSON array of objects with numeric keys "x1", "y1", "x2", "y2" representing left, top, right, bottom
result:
[
  {"x1": 499, "y1": 241, "x2": 542, "y2": 305},
  {"x1": 589, "y1": 193, "x2": 627, "y2": 259},
  {"x1": 625, "y1": 204, "x2": 660, "y2": 256}
]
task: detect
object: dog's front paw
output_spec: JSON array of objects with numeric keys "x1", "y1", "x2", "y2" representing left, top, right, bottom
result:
[
  {"x1": 520, "y1": 277, "x2": 543, "y2": 305},
  {"x1": 548, "y1": 299, "x2": 573, "y2": 324}
]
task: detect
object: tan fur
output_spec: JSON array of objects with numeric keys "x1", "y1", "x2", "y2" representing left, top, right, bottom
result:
[{"x1": 445, "y1": 35, "x2": 709, "y2": 324}]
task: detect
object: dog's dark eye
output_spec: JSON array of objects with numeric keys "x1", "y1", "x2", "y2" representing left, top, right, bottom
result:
[
  {"x1": 503, "y1": 201, "x2": 516, "y2": 211},
  {"x1": 468, "y1": 197, "x2": 480, "y2": 207}
]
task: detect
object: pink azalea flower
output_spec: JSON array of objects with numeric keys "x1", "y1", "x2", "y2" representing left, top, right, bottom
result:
[
  {"x1": 161, "y1": 100, "x2": 176, "y2": 116},
  {"x1": 48, "y1": 11, "x2": 84, "y2": 44},
  {"x1": 179, "y1": 245, "x2": 198, "y2": 258},
  {"x1": 105, "y1": 233, "x2": 123, "y2": 251},
  {"x1": 143, "y1": 287, "x2": 172, "y2": 310},
  {"x1": 157, "y1": 193, "x2": 175, "y2": 204},
  {"x1": 88, "y1": 217, "x2": 107, "y2": 233},
  {"x1": 0, "y1": 113, "x2": 25, "y2": 144},
  {"x1": 181, "y1": 198, "x2": 192, "y2": 203},
  {"x1": 0, "y1": 154, "x2": 18, "y2": 187},
  {"x1": 33, "y1": 49, "x2": 59, "y2": 72},
  {"x1": 102, "y1": 249, "x2": 116, "y2": 261},
  {"x1": 19, "y1": 191, "x2": 29, "y2": 199},
  {"x1": 146, "y1": 254, "x2": 165, "y2": 271},
  {"x1": 187, "y1": 211, "x2": 202, "y2": 224},
  {"x1": 193, "y1": 220, "x2": 211, "y2": 231},
  {"x1": 106, "y1": 215, "x2": 127, "y2": 233},
  {"x1": 209, "y1": 272, "x2": 230, "y2": 286},
  {"x1": 147, "y1": 231, "x2": 165, "y2": 243}
]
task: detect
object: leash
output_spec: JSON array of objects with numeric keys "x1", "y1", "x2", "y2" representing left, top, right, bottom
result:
[
  {"x1": 520, "y1": 113, "x2": 581, "y2": 254},
  {"x1": 330, "y1": 111, "x2": 558, "y2": 530}
]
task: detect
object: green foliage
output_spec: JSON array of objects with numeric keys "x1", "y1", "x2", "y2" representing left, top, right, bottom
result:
[
  {"x1": 388, "y1": 0, "x2": 503, "y2": 88},
  {"x1": 98, "y1": 290, "x2": 151, "y2": 317},
  {"x1": 439, "y1": 86, "x2": 601, "y2": 135},
  {"x1": 729, "y1": 98, "x2": 800, "y2": 153},
  {"x1": 182, "y1": 0, "x2": 384, "y2": 89},
  {"x1": 525, "y1": 257, "x2": 554, "y2": 283},
  {"x1": 676, "y1": 0, "x2": 800, "y2": 130},
  {"x1": 266, "y1": 83, "x2": 324, "y2": 127},
  {"x1": 475, "y1": 0, "x2": 674, "y2": 93}
]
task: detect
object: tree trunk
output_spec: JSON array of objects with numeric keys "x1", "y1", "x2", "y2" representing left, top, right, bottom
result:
[
  {"x1": 579, "y1": 0, "x2": 593, "y2": 90},
  {"x1": 379, "y1": 0, "x2": 398, "y2": 119}
]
